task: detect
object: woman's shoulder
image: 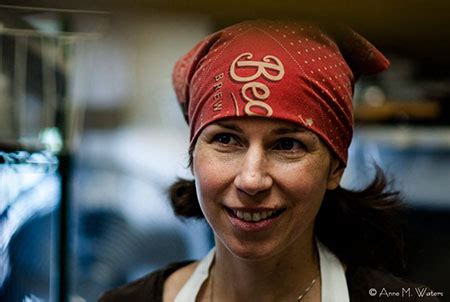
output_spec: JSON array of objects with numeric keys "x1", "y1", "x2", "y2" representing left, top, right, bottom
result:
[
  {"x1": 346, "y1": 265, "x2": 441, "y2": 301},
  {"x1": 98, "y1": 260, "x2": 197, "y2": 302}
]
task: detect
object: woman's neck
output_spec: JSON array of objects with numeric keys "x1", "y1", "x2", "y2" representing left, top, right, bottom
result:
[{"x1": 210, "y1": 231, "x2": 320, "y2": 302}]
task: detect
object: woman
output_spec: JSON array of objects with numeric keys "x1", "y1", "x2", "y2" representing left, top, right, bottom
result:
[{"x1": 100, "y1": 20, "x2": 439, "y2": 301}]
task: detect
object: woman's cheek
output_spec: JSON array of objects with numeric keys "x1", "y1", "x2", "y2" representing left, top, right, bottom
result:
[
  {"x1": 196, "y1": 154, "x2": 222, "y2": 186},
  {"x1": 194, "y1": 150, "x2": 232, "y2": 205},
  {"x1": 280, "y1": 161, "x2": 327, "y2": 189}
]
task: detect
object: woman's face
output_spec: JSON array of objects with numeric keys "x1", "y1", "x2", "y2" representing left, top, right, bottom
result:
[{"x1": 193, "y1": 117, "x2": 343, "y2": 260}]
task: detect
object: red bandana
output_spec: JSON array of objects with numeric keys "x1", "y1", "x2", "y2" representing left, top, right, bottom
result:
[{"x1": 173, "y1": 20, "x2": 389, "y2": 165}]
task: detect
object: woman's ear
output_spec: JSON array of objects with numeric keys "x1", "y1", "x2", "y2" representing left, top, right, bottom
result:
[{"x1": 327, "y1": 157, "x2": 345, "y2": 190}]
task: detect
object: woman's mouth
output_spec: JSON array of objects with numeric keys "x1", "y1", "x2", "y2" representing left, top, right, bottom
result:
[
  {"x1": 225, "y1": 207, "x2": 285, "y2": 223},
  {"x1": 224, "y1": 206, "x2": 286, "y2": 232}
]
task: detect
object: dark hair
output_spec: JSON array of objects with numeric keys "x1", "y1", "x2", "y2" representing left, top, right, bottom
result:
[
  {"x1": 315, "y1": 167, "x2": 407, "y2": 275},
  {"x1": 169, "y1": 157, "x2": 407, "y2": 275}
]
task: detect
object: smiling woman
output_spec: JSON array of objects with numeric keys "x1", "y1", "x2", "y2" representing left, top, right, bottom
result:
[
  {"x1": 99, "y1": 20, "x2": 440, "y2": 302},
  {"x1": 193, "y1": 118, "x2": 341, "y2": 265}
]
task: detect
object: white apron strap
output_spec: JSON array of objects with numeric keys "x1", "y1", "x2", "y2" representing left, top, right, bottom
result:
[
  {"x1": 175, "y1": 240, "x2": 350, "y2": 301},
  {"x1": 174, "y1": 248, "x2": 215, "y2": 302},
  {"x1": 317, "y1": 240, "x2": 350, "y2": 302}
]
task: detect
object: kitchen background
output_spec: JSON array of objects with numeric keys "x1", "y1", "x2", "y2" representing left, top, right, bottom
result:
[{"x1": 0, "y1": 1, "x2": 449, "y2": 301}]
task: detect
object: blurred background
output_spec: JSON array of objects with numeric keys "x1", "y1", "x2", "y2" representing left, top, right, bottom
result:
[{"x1": 0, "y1": 1, "x2": 449, "y2": 301}]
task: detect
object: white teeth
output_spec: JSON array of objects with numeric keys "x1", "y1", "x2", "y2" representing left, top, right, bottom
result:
[
  {"x1": 243, "y1": 212, "x2": 252, "y2": 221},
  {"x1": 252, "y1": 213, "x2": 261, "y2": 221},
  {"x1": 234, "y1": 210, "x2": 278, "y2": 222}
]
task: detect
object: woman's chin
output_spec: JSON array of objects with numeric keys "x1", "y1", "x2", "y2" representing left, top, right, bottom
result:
[{"x1": 222, "y1": 241, "x2": 280, "y2": 262}]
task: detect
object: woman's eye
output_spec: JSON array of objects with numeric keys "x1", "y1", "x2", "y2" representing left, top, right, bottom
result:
[
  {"x1": 212, "y1": 133, "x2": 237, "y2": 145},
  {"x1": 275, "y1": 138, "x2": 305, "y2": 151}
]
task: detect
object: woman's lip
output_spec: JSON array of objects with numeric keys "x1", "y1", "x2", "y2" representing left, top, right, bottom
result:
[
  {"x1": 225, "y1": 206, "x2": 285, "y2": 232},
  {"x1": 224, "y1": 207, "x2": 285, "y2": 233},
  {"x1": 223, "y1": 206, "x2": 286, "y2": 221},
  {"x1": 225, "y1": 206, "x2": 284, "y2": 212}
]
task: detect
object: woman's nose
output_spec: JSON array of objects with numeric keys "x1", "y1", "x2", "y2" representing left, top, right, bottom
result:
[{"x1": 233, "y1": 147, "x2": 273, "y2": 196}]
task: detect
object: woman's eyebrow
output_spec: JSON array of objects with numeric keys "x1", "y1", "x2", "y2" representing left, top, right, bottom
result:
[
  {"x1": 215, "y1": 123, "x2": 313, "y2": 136},
  {"x1": 271, "y1": 126, "x2": 308, "y2": 135},
  {"x1": 215, "y1": 122, "x2": 243, "y2": 132}
]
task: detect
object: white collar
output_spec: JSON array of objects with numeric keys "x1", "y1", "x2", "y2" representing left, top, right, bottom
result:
[
  {"x1": 175, "y1": 239, "x2": 349, "y2": 302},
  {"x1": 316, "y1": 240, "x2": 350, "y2": 302}
]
